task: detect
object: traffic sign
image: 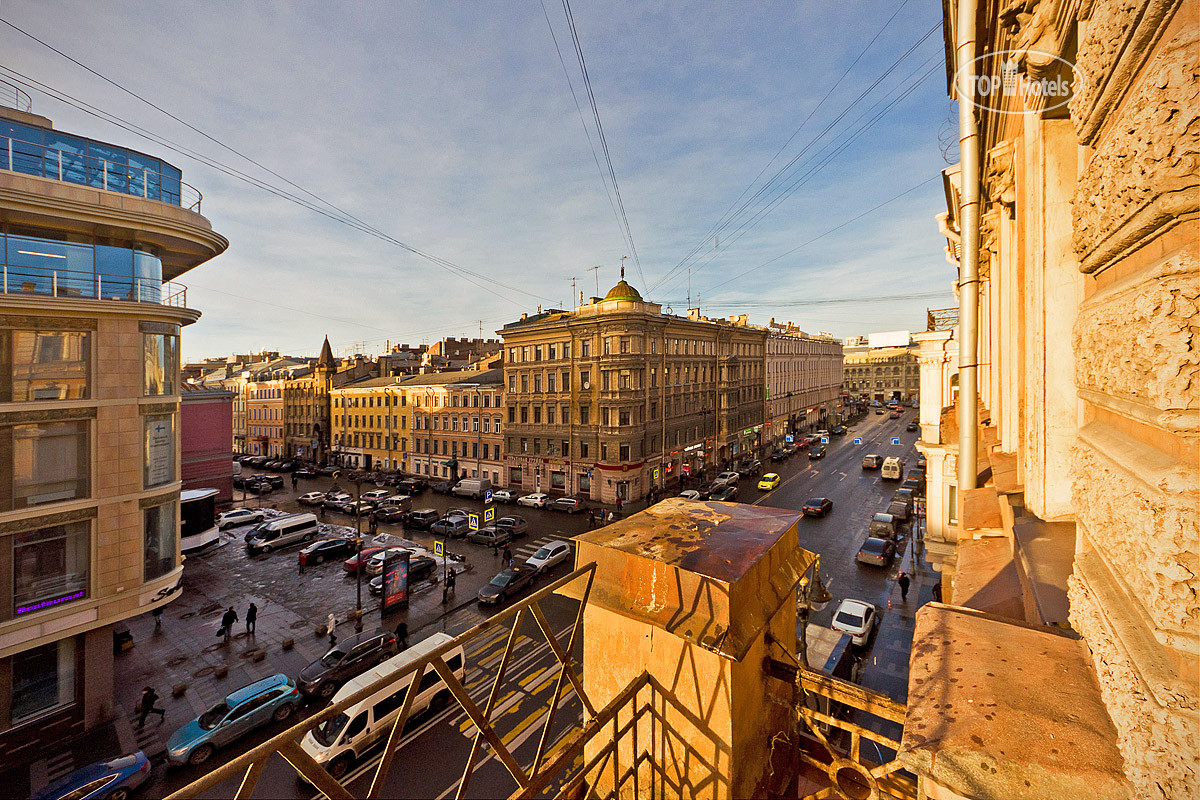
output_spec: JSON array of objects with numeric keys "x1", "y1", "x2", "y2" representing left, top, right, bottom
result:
[
  {"x1": 821, "y1": 436, "x2": 829, "y2": 444},
  {"x1": 484, "y1": 489, "x2": 494, "y2": 504},
  {"x1": 652, "y1": 467, "x2": 660, "y2": 481},
  {"x1": 785, "y1": 435, "x2": 794, "y2": 443},
  {"x1": 434, "y1": 540, "x2": 444, "y2": 557},
  {"x1": 468, "y1": 513, "x2": 480, "y2": 531},
  {"x1": 891, "y1": 437, "x2": 900, "y2": 446},
  {"x1": 853, "y1": 437, "x2": 863, "y2": 445},
  {"x1": 484, "y1": 507, "x2": 495, "y2": 523}
]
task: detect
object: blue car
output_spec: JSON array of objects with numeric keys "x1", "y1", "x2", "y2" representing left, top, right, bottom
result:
[
  {"x1": 34, "y1": 751, "x2": 150, "y2": 800},
  {"x1": 167, "y1": 674, "x2": 299, "y2": 767}
]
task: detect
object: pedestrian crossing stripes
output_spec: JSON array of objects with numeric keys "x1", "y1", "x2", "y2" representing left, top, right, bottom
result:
[{"x1": 511, "y1": 535, "x2": 565, "y2": 562}]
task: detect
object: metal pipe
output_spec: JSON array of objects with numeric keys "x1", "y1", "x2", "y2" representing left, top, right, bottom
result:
[{"x1": 955, "y1": 0, "x2": 981, "y2": 502}]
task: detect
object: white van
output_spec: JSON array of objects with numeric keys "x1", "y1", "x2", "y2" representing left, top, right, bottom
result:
[
  {"x1": 881, "y1": 457, "x2": 904, "y2": 481},
  {"x1": 451, "y1": 478, "x2": 493, "y2": 499},
  {"x1": 301, "y1": 632, "x2": 465, "y2": 779},
  {"x1": 245, "y1": 513, "x2": 319, "y2": 554}
]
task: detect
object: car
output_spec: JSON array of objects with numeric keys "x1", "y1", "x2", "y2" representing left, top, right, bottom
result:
[
  {"x1": 296, "y1": 631, "x2": 399, "y2": 699},
  {"x1": 783, "y1": 442, "x2": 799, "y2": 456},
  {"x1": 360, "y1": 489, "x2": 392, "y2": 506},
  {"x1": 494, "y1": 516, "x2": 529, "y2": 538},
  {"x1": 294, "y1": 468, "x2": 318, "y2": 479},
  {"x1": 368, "y1": 555, "x2": 438, "y2": 594},
  {"x1": 801, "y1": 497, "x2": 833, "y2": 517},
  {"x1": 394, "y1": 478, "x2": 426, "y2": 495},
  {"x1": 887, "y1": 501, "x2": 911, "y2": 524},
  {"x1": 701, "y1": 482, "x2": 724, "y2": 498},
  {"x1": 901, "y1": 477, "x2": 925, "y2": 498},
  {"x1": 875, "y1": 408, "x2": 884, "y2": 415},
  {"x1": 517, "y1": 493, "x2": 549, "y2": 508},
  {"x1": 245, "y1": 480, "x2": 275, "y2": 495},
  {"x1": 323, "y1": 492, "x2": 352, "y2": 509},
  {"x1": 342, "y1": 546, "x2": 386, "y2": 574},
  {"x1": 892, "y1": 488, "x2": 915, "y2": 512},
  {"x1": 869, "y1": 512, "x2": 902, "y2": 540},
  {"x1": 831, "y1": 425, "x2": 847, "y2": 436},
  {"x1": 808, "y1": 445, "x2": 827, "y2": 459},
  {"x1": 251, "y1": 474, "x2": 284, "y2": 489},
  {"x1": 478, "y1": 565, "x2": 538, "y2": 605},
  {"x1": 736, "y1": 459, "x2": 762, "y2": 478},
  {"x1": 277, "y1": 460, "x2": 297, "y2": 472},
  {"x1": 547, "y1": 497, "x2": 583, "y2": 513},
  {"x1": 830, "y1": 599, "x2": 877, "y2": 646},
  {"x1": 467, "y1": 525, "x2": 511, "y2": 547},
  {"x1": 678, "y1": 489, "x2": 703, "y2": 500},
  {"x1": 714, "y1": 471, "x2": 740, "y2": 487},
  {"x1": 491, "y1": 489, "x2": 518, "y2": 504},
  {"x1": 431, "y1": 517, "x2": 470, "y2": 538},
  {"x1": 526, "y1": 540, "x2": 572, "y2": 574},
  {"x1": 769, "y1": 449, "x2": 787, "y2": 462},
  {"x1": 372, "y1": 506, "x2": 409, "y2": 524},
  {"x1": 444, "y1": 508, "x2": 471, "y2": 521},
  {"x1": 889, "y1": 411, "x2": 901, "y2": 419},
  {"x1": 339, "y1": 500, "x2": 375, "y2": 518},
  {"x1": 856, "y1": 536, "x2": 897, "y2": 567},
  {"x1": 906, "y1": 421, "x2": 919, "y2": 432},
  {"x1": 431, "y1": 480, "x2": 455, "y2": 494},
  {"x1": 237, "y1": 454, "x2": 257, "y2": 464},
  {"x1": 167, "y1": 674, "x2": 300, "y2": 766},
  {"x1": 710, "y1": 485, "x2": 739, "y2": 502},
  {"x1": 365, "y1": 548, "x2": 415, "y2": 577},
  {"x1": 299, "y1": 538, "x2": 356, "y2": 566},
  {"x1": 405, "y1": 509, "x2": 440, "y2": 530},
  {"x1": 216, "y1": 508, "x2": 265, "y2": 530},
  {"x1": 757, "y1": 473, "x2": 781, "y2": 491},
  {"x1": 862, "y1": 454, "x2": 883, "y2": 470},
  {"x1": 33, "y1": 750, "x2": 150, "y2": 800},
  {"x1": 297, "y1": 491, "x2": 326, "y2": 506}
]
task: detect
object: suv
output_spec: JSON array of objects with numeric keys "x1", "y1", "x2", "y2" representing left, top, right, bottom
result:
[
  {"x1": 736, "y1": 460, "x2": 762, "y2": 478},
  {"x1": 467, "y1": 526, "x2": 511, "y2": 547},
  {"x1": 494, "y1": 516, "x2": 529, "y2": 538},
  {"x1": 296, "y1": 631, "x2": 399, "y2": 699},
  {"x1": 431, "y1": 517, "x2": 470, "y2": 538},
  {"x1": 166, "y1": 674, "x2": 299, "y2": 766},
  {"x1": 405, "y1": 509, "x2": 440, "y2": 530},
  {"x1": 548, "y1": 497, "x2": 583, "y2": 514},
  {"x1": 217, "y1": 508, "x2": 265, "y2": 530},
  {"x1": 360, "y1": 489, "x2": 392, "y2": 506},
  {"x1": 395, "y1": 479, "x2": 426, "y2": 495},
  {"x1": 861, "y1": 454, "x2": 883, "y2": 470}
]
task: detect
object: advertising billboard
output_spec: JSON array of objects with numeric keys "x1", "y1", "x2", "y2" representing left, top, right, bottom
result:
[
  {"x1": 868, "y1": 330, "x2": 911, "y2": 349},
  {"x1": 381, "y1": 551, "x2": 410, "y2": 614}
]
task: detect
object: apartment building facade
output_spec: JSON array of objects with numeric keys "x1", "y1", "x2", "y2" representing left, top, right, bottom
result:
[
  {"x1": 500, "y1": 281, "x2": 767, "y2": 503},
  {"x1": 0, "y1": 100, "x2": 226, "y2": 765},
  {"x1": 764, "y1": 323, "x2": 843, "y2": 447},
  {"x1": 403, "y1": 369, "x2": 504, "y2": 484},
  {"x1": 329, "y1": 376, "x2": 411, "y2": 472},
  {"x1": 842, "y1": 339, "x2": 919, "y2": 403}
]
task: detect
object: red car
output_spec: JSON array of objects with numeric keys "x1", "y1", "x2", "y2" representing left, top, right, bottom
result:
[{"x1": 342, "y1": 546, "x2": 385, "y2": 574}]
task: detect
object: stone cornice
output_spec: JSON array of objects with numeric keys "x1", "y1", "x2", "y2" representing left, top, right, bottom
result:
[
  {"x1": 0, "y1": 314, "x2": 96, "y2": 331},
  {"x1": 0, "y1": 405, "x2": 95, "y2": 425},
  {"x1": 0, "y1": 505, "x2": 96, "y2": 535}
]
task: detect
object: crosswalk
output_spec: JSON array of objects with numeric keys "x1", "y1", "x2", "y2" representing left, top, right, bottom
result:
[{"x1": 510, "y1": 535, "x2": 564, "y2": 564}]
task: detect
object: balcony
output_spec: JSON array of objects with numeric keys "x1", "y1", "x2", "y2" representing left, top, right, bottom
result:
[{"x1": 1, "y1": 263, "x2": 188, "y2": 308}]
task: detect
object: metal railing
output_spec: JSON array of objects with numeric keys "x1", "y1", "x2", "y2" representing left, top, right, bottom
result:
[
  {"x1": 2, "y1": 135, "x2": 203, "y2": 212},
  {"x1": 1, "y1": 263, "x2": 186, "y2": 308},
  {"x1": 0, "y1": 81, "x2": 33, "y2": 113}
]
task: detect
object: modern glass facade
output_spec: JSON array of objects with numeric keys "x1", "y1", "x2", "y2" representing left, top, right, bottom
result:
[
  {"x1": 1, "y1": 231, "x2": 163, "y2": 302},
  {"x1": 1, "y1": 118, "x2": 183, "y2": 206}
]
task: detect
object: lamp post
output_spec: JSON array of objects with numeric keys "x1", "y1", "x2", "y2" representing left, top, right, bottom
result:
[
  {"x1": 335, "y1": 470, "x2": 366, "y2": 634},
  {"x1": 796, "y1": 557, "x2": 832, "y2": 669}
]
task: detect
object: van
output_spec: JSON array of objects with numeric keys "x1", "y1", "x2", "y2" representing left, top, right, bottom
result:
[
  {"x1": 245, "y1": 513, "x2": 319, "y2": 555},
  {"x1": 451, "y1": 478, "x2": 492, "y2": 499},
  {"x1": 301, "y1": 632, "x2": 465, "y2": 780},
  {"x1": 881, "y1": 457, "x2": 904, "y2": 481}
]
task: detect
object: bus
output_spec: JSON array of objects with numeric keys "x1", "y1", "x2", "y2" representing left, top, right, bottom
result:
[{"x1": 181, "y1": 488, "x2": 220, "y2": 552}]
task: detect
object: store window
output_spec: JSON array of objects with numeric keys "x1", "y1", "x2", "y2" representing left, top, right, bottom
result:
[
  {"x1": 1, "y1": 420, "x2": 90, "y2": 511},
  {"x1": 144, "y1": 502, "x2": 176, "y2": 581},
  {"x1": 0, "y1": 329, "x2": 91, "y2": 402},
  {"x1": 143, "y1": 414, "x2": 176, "y2": 488},
  {"x1": 8, "y1": 638, "x2": 76, "y2": 726},
  {"x1": 142, "y1": 326, "x2": 179, "y2": 396},
  {"x1": 8, "y1": 521, "x2": 90, "y2": 620}
]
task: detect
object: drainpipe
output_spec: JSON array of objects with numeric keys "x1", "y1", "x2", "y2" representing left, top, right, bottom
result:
[{"x1": 955, "y1": 0, "x2": 981, "y2": 501}]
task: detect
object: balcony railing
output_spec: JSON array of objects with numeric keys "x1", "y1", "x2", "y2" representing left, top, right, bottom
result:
[
  {"x1": 2, "y1": 135, "x2": 203, "y2": 212},
  {"x1": 1, "y1": 264, "x2": 186, "y2": 307}
]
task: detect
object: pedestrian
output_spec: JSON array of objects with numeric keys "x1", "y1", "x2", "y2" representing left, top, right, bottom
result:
[
  {"x1": 291, "y1": 474, "x2": 298, "y2": 490},
  {"x1": 607, "y1": 510, "x2": 615, "y2": 525},
  {"x1": 152, "y1": 607, "x2": 163, "y2": 632},
  {"x1": 493, "y1": 541, "x2": 499, "y2": 557},
  {"x1": 319, "y1": 504, "x2": 326, "y2": 520},
  {"x1": 446, "y1": 568, "x2": 456, "y2": 593},
  {"x1": 137, "y1": 686, "x2": 166, "y2": 729},
  {"x1": 502, "y1": 543, "x2": 511, "y2": 565},
  {"x1": 299, "y1": 553, "x2": 306, "y2": 575},
  {"x1": 326, "y1": 612, "x2": 336, "y2": 642},
  {"x1": 616, "y1": 496, "x2": 623, "y2": 514},
  {"x1": 931, "y1": 581, "x2": 943, "y2": 602},
  {"x1": 395, "y1": 622, "x2": 409, "y2": 650},
  {"x1": 369, "y1": 514, "x2": 378, "y2": 536},
  {"x1": 220, "y1": 606, "x2": 238, "y2": 642},
  {"x1": 898, "y1": 571, "x2": 911, "y2": 602},
  {"x1": 246, "y1": 602, "x2": 257, "y2": 635}
]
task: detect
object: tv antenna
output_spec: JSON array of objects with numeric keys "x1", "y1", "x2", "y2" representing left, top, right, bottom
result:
[{"x1": 586, "y1": 265, "x2": 602, "y2": 299}]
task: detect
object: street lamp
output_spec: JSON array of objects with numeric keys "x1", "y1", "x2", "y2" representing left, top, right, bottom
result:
[
  {"x1": 334, "y1": 470, "x2": 366, "y2": 633},
  {"x1": 796, "y1": 558, "x2": 832, "y2": 669}
]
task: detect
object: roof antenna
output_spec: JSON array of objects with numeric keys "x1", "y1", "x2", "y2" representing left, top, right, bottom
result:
[{"x1": 620, "y1": 255, "x2": 627, "y2": 282}]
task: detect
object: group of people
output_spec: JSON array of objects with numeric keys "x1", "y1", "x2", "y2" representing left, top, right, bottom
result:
[{"x1": 219, "y1": 603, "x2": 258, "y2": 642}]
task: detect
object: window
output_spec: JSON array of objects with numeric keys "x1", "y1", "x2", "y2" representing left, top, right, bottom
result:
[
  {"x1": 8, "y1": 638, "x2": 76, "y2": 725},
  {"x1": 144, "y1": 502, "x2": 177, "y2": 581},
  {"x1": 580, "y1": 369, "x2": 590, "y2": 389},
  {"x1": 143, "y1": 414, "x2": 176, "y2": 488},
  {"x1": 561, "y1": 405, "x2": 569, "y2": 423},
  {"x1": 508, "y1": 406, "x2": 516, "y2": 424},
  {"x1": 579, "y1": 405, "x2": 590, "y2": 425},
  {"x1": 562, "y1": 440, "x2": 570, "y2": 458},
  {"x1": 521, "y1": 374, "x2": 529, "y2": 393},
  {"x1": 533, "y1": 406, "x2": 542, "y2": 424},
  {"x1": 620, "y1": 444, "x2": 630, "y2": 461},
  {"x1": 520, "y1": 406, "x2": 528, "y2": 424},
  {"x1": 142, "y1": 330, "x2": 179, "y2": 396},
  {"x1": 580, "y1": 339, "x2": 590, "y2": 357},
  {"x1": 618, "y1": 409, "x2": 631, "y2": 426},
  {"x1": 546, "y1": 405, "x2": 556, "y2": 424},
  {"x1": 494, "y1": 417, "x2": 502, "y2": 434},
  {"x1": 580, "y1": 441, "x2": 589, "y2": 458},
  {"x1": 510, "y1": 466, "x2": 522, "y2": 484},
  {"x1": 2, "y1": 420, "x2": 90, "y2": 511},
  {"x1": 1, "y1": 330, "x2": 91, "y2": 402},
  {"x1": 8, "y1": 521, "x2": 90, "y2": 620},
  {"x1": 534, "y1": 373, "x2": 542, "y2": 392},
  {"x1": 547, "y1": 373, "x2": 555, "y2": 393},
  {"x1": 520, "y1": 438, "x2": 528, "y2": 453}
]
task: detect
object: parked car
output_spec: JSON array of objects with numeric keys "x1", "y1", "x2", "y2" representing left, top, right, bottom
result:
[
  {"x1": 901, "y1": 477, "x2": 925, "y2": 497},
  {"x1": 736, "y1": 459, "x2": 762, "y2": 478},
  {"x1": 830, "y1": 599, "x2": 877, "y2": 646},
  {"x1": 33, "y1": 751, "x2": 150, "y2": 800},
  {"x1": 339, "y1": 501, "x2": 375, "y2": 518},
  {"x1": 517, "y1": 493, "x2": 549, "y2": 508},
  {"x1": 492, "y1": 489, "x2": 518, "y2": 504},
  {"x1": 526, "y1": 540, "x2": 572, "y2": 574},
  {"x1": 444, "y1": 508, "x2": 471, "y2": 521},
  {"x1": 887, "y1": 501, "x2": 911, "y2": 524},
  {"x1": 373, "y1": 506, "x2": 409, "y2": 525},
  {"x1": 431, "y1": 517, "x2": 470, "y2": 538},
  {"x1": 451, "y1": 478, "x2": 492, "y2": 499},
  {"x1": 342, "y1": 547, "x2": 386, "y2": 575},
  {"x1": 251, "y1": 474, "x2": 284, "y2": 489},
  {"x1": 861, "y1": 454, "x2": 883, "y2": 470},
  {"x1": 166, "y1": 674, "x2": 299, "y2": 766},
  {"x1": 892, "y1": 489, "x2": 915, "y2": 514},
  {"x1": 808, "y1": 445, "x2": 827, "y2": 459},
  {"x1": 216, "y1": 508, "x2": 265, "y2": 530},
  {"x1": 246, "y1": 514, "x2": 320, "y2": 555},
  {"x1": 783, "y1": 442, "x2": 799, "y2": 455},
  {"x1": 757, "y1": 473, "x2": 781, "y2": 491},
  {"x1": 368, "y1": 555, "x2": 437, "y2": 594},
  {"x1": 856, "y1": 536, "x2": 896, "y2": 567},
  {"x1": 395, "y1": 479, "x2": 426, "y2": 495},
  {"x1": 679, "y1": 490, "x2": 703, "y2": 500},
  {"x1": 802, "y1": 497, "x2": 833, "y2": 517},
  {"x1": 868, "y1": 512, "x2": 902, "y2": 540},
  {"x1": 548, "y1": 497, "x2": 583, "y2": 514},
  {"x1": 360, "y1": 489, "x2": 392, "y2": 506},
  {"x1": 297, "y1": 492, "x2": 326, "y2": 506},
  {"x1": 467, "y1": 525, "x2": 511, "y2": 547},
  {"x1": 906, "y1": 421, "x2": 919, "y2": 432},
  {"x1": 769, "y1": 449, "x2": 787, "y2": 462},
  {"x1": 494, "y1": 516, "x2": 529, "y2": 538},
  {"x1": 714, "y1": 471, "x2": 740, "y2": 487},
  {"x1": 277, "y1": 460, "x2": 297, "y2": 472},
  {"x1": 294, "y1": 468, "x2": 319, "y2": 480},
  {"x1": 711, "y1": 485, "x2": 739, "y2": 502},
  {"x1": 875, "y1": 408, "x2": 885, "y2": 414},
  {"x1": 244, "y1": 480, "x2": 275, "y2": 495},
  {"x1": 478, "y1": 565, "x2": 538, "y2": 605},
  {"x1": 297, "y1": 631, "x2": 399, "y2": 699},
  {"x1": 324, "y1": 492, "x2": 352, "y2": 509},
  {"x1": 405, "y1": 509, "x2": 440, "y2": 530},
  {"x1": 431, "y1": 481, "x2": 455, "y2": 494},
  {"x1": 299, "y1": 538, "x2": 355, "y2": 566},
  {"x1": 365, "y1": 548, "x2": 415, "y2": 577}
]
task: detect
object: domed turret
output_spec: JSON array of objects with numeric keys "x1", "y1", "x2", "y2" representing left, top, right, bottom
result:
[{"x1": 603, "y1": 280, "x2": 643, "y2": 302}]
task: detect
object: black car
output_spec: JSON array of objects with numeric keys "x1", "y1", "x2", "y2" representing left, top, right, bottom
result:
[
  {"x1": 736, "y1": 459, "x2": 762, "y2": 477},
  {"x1": 478, "y1": 565, "x2": 538, "y2": 605},
  {"x1": 495, "y1": 516, "x2": 529, "y2": 538},
  {"x1": 831, "y1": 426, "x2": 847, "y2": 436},
  {"x1": 711, "y1": 485, "x2": 738, "y2": 502},
  {"x1": 808, "y1": 445, "x2": 827, "y2": 459},
  {"x1": 298, "y1": 537, "x2": 355, "y2": 566},
  {"x1": 245, "y1": 480, "x2": 275, "y2": 494},
  {"x1": 802, "y1": 497, "x2": 834, "y2": 517},
  {"x1": 405, "y1": 509, "x2": 440, "y2": 530},
  {"x1": 251, "y1": 474, "x2": 284, "y2": 489},
  {"x1": 906, "y1": 421, "x2": 919, "y2": 432},
  {"x1": 297, "y1": 630, "x2": 399, "y2": 699},
  {"x1": 373, "y1": 507, "x2": 408, "y2": 524},
  {"x1": 431, "y1": 481, "x2": 454, "y2": 494},
  {"x1": 294, "y1": 468, "x2": 318, "y2": 479},
  {"x1": 770, "y1": 450, "x2": 786, "y2": 462},
  {"x1": 395, "y1": 479, "x2": 426, "y2": 495},
  {"x1": 547, "y1": 497, "x2": 583, "y2": 514},
  {"x1": 277, "y1": 460, "x2": 297, "y2": 472},
  {"x1": 368, "y1": 556, "x2": 438, "y2": 595}
]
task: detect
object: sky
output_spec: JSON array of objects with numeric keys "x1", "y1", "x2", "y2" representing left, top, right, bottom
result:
[{"x1": 1, "y1": 1, "x2": 958, "y2": 362}]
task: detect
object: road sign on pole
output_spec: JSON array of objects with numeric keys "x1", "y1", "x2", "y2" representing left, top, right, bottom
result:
[
  {"x1": 484, "y1": 489, "x2": 494, "y2": 504},
  {"x1": 821, "y1": 436, "x2": 830, "y2": 444},
  {"x1": 468, "y1": 513, "x2": 480, "y2": 531},
  {"x1": 484, "y1": 507, "x2": 495, "y2": 523},
  {"x1": 434, "y1": 540, "x2": 444, "y2": 557},
  {"x1": 891, "y1": 437, "x2": 900, "y2": 446},
  {"x1": 853, "y1": 437, "x2": 863, "y2": 445},
  {"x1": 785, "y1": 435, "x2": 794, "y2": 443}
]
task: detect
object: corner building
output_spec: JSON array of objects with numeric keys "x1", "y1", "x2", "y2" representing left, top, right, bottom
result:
[
  {"x1": 501, "y1": 281, "x2": 766, "y2": 504},
  {"x1": 0, "y1": 99, "x2": 226, "y2": 766}
]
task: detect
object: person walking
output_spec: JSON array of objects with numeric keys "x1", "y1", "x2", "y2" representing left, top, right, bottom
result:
[
  {"x1": 245, "y1": 602, "x2": 257, "y2": 635},
  {"x1": 607, "y1": 510, "x2": 615, "y2": 525},
  {"x1": 369, "y1": 513, "x2": 378, "y2": 536},
  {"x1": 446, "y1": 568, "x2": 456, "y2": 593},
  {"x1": 502, "y1": 543, "x2": 512, "y2": 567},
  {"x1": 326, "y1": 612, "x2": 337, "y2": 647},
  {"x1": 319, "y1": 504, "x2": 326, "y2": 521},
  {"x1": 616, "y1": 496, "x2": 624, "y2": 515},
  {"x1": 898, "y1": 571, "x2": 911, "y2": 602},
  {"x1": 137, "y1": 686, "x2": 165, "y2": 729},
  {"x1": 291, "y1": 473, "x2": 298, "y2": 490},
  {"x1": 220, "y1": 607, "x2": 238, "y2": 642},
  {"x1": 395, "y1": 622, "x2": 409, "y2": 651},
  {"x1": 931, "y1": 581, "x2": 943, "y2": 602},
  {"x1": 152, "y1": 607, "x2": 163, "y2": 632}
]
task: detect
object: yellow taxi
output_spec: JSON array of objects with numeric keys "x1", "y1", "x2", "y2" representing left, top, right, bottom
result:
[{"x1": 757, "y1": 473, "x2": 781, "y2": 491}]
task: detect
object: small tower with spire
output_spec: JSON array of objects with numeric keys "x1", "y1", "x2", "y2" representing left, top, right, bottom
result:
[{"x1": 313, "y1": 335, "x2": 336, "y2": 464}]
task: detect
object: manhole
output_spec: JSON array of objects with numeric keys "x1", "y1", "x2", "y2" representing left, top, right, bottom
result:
[
  {"x1": 179, "y1": 612, "x2": 196, "y2": 620},
  {"x1": 199, "y1": 602, "x2": 222, "y2": 614},
  {"x1": 202, "y1": 643, "x2": 225, "y2": 654},
  {"x1": 203, "y1": 610, "x2": 223, "y2": 619},
  {"x1": 290, "y1": 620, "x2": 308, "y2": 630},
  {"x1": 193, "y1": 666, "x2": 215, "y2": 678},
  {"x1": 167, "y1": 656, "x2": 188, "y2": 668}
]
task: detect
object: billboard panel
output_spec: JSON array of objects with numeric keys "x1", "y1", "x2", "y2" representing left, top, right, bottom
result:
[
  {"x1": 381, "y1": 551, "x2": 410, "y2": 614},
  {"x1": 868, "y1": 330, "x2": 911, "y2": 349}
]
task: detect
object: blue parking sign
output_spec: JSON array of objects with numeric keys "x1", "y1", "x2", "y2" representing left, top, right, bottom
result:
[
  {"x1": 891, "y1": 437, "x2": 900, "y2": 446},
  {"x1": 785, "y1": 435, "x2": 794, "y2": 443},
  {"x1": 484, "y1": 489, "x2": 494, "y2": 504},
  {"x1": 821, "y1": 436, "x2": 829, "y2": 444},
  {"x1": 853, "y1": 437, "x2": 863, "y2": 445}
]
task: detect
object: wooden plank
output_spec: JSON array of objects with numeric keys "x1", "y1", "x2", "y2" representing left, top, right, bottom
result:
[{"x1": 234, "y1": 758, "x2": 265, "y2": 800}]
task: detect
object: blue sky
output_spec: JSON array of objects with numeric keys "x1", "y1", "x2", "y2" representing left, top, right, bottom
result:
[{"x1": 1, "y1": 1, "x2": 956, "y2": 361}]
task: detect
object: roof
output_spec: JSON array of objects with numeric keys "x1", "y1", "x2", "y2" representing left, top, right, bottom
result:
[
  {"x1": 225, "y1": 673, "x2": 289, "y2": 707},
  {"x1": 603, "y1": 279, "x2": 643, "y2": 301},
  {"x1": 317, "y1": 336, "x2": 336, "y2": 369},
  {"x1": 398, "y1": 367, "x2": 503, "y2": 388}
]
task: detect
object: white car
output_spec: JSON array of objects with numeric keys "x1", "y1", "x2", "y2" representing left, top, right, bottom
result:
[
  {"x1": 297, "y1": 492, "x2": 326, "y2": 506},
  {"x1": 678, "y1": 490, "x2": 702, "y2": 500},
  {"x1": 714, "y1": 471, "x2": 740, "y2": 487},
  {"x1": 364, "y1": 547, "x2": 413, "y2": 577},
  {"x1": 216, "y1": 508, "x2": 265, "y2": 530},
  {"x1": 526, "y1": 540, "x2": 571, "y2": 574},
  {"x1": 492, "y1": 490, "x2": 517, "y2": 504},
  {"x1": 830, "y1": 599, "x2": 877, "y2": 646},
  {"x1": 517, "y1": 493, "x2": 549, "y2": 509}
]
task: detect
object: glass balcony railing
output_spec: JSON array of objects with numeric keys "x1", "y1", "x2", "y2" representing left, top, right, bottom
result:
[{"x1": 1, "y1": 123, "x2": 202, "y2": 212}]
